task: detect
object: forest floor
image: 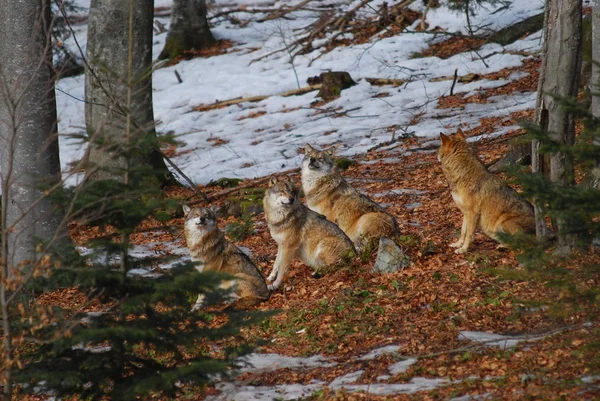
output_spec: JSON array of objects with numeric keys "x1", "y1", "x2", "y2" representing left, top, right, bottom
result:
[
  {"x1": 155, "y1": 113, "x2": 600, "y2": 400},
  {"x1": 63, "y1": 69, "x2": 600, "y2": 399},
  {"x1": 30, "y1": 0, "x2": 600, "y2": 399}
]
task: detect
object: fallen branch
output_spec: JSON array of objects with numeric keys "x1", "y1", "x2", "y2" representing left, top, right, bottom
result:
[
  {"x1": 257, "y1": 0, "x2": 314, "y2": 22},
  {"x1": 194, "y1": 85, "x2": 321, "y2": 112},
  {"x1": 162, "y1": 152, "x2": 210, "y2": 203},
  {"x1": 365, "y1": 77, "x2": 408, "y2": 86},
  {"x1": 449, "y1": 68, "x2": 458, "y2": 95},
  {"x1": 187, "y1": 167, "x2": 302, "y2": 203},
  {"x1": 210, "y1": 7, "x2": 282, "y2": 20}
]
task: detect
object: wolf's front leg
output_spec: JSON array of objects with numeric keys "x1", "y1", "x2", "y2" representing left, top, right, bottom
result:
[
  {"x1": 449, "y1": 215, "x2": 467, "y2": 248},
  {"x1": 455, "y1": 212, "x2": 479, "y2": 254},
  {"x1": 268, "y1": 245, "x2": 294, "y2": 291},
  {"x1": 266, "y1": 246, "x2": 283, "y2": 282}
]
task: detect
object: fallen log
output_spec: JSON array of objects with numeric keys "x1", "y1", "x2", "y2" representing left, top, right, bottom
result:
[{"x1": 194, "y1": 85, "x2": 322, "y2": 112}]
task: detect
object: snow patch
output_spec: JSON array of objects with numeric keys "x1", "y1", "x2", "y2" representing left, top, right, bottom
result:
[
  {"x1": 239, "y1": 353, "x2": 336, "y2": 372},
  {"x1": 388, "y1": 358, "x2": 418, "y2": 375},
  {"x1": 458, "y1": 331, "x2": 549, "y2": 349},
  {"x1": 359, "y1": 345, "x2": 400, "y2": 360}
]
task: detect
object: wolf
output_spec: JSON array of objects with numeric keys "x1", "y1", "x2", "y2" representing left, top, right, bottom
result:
[
  {"x1": 263, "y1": 176, "x2": 355, "y2": 291},
  {"x1": 301, "y1": 144, "x2": 399, "y2": 249},
  {"x1": 438, "y1": 129, "x2": 535, "y2": 254},
  {"x1": 183, "y1": 205, "x2": 270, "y2": 310}
]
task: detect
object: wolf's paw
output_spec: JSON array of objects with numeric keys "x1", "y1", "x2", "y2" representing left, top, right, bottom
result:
[
  {"x1": 449, "y1": 240, "x2": 463, "y2": 248},
  {"x1": 454, "y1": 246, "x2": 468, "y2": 254},
  {"x1": 266, "y1": 273, "x2": 276, "y2": 282}
]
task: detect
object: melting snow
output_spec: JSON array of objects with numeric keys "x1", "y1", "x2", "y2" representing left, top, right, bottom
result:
[
  {"x1": 388, "y1": 358, "x2": 418, "y2": 375},
  {"x1": 458, "y1": 330, "x2": 549, "y2": 349},
  {"x1": 239, "y1": 353, "x2": 337, "y2": 372},
  {"x1": 358, "y1": 344, "x2": 401, "y2": 360}
]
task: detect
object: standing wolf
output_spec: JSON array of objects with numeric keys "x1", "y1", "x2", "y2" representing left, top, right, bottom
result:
[
  {"x1": 263, "y1": 176, "x2": 355, "y2": 291},
  {"x1": 183, "y1": 205, "x2": 270, "y2": 310},
  {"x1": 438, "y1": 129, "x2": 535, "y2": 254},
  {"x1": 301, "y1": 144, "x2": 398, "y2": 249}
]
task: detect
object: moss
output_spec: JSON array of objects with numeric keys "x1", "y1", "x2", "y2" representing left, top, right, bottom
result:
[
  {"x1": 335, "y1": 157, "x2": 356, "y2": 170},
  {"x1": 207, "y1": 177, "x2": 243, "y2": 188},
  {"x1": 220, "y1": 187, "x2": 265, "y2": 218}
]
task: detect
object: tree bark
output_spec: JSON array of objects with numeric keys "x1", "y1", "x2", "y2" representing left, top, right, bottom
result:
[
  {"x1": 532, "y1": 0, "x2": 582, "y2": 251},
  {"x1": 159, "y1": 0, "x2": 216, "y2": 60},
  {"x1": 86, "y1": 0, "x2": 174, "y2": 185},
  {"x1": 582, "y1": 0, "x2": 600, "y2": 189},
  {"x1": 0, "y1": 1, "x2": 67, "y2": 272},
  {"x1": 0, "y1": 0, "x2": 67, "y2": 397}
]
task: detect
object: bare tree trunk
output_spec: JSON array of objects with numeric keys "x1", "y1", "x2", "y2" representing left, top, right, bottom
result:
[
  {"x1": 0, "y1": 0, "x2": 67, "y2": 398},
  {"x1": 86, "y1": 0, "x2": 175, "y2": 186},
  {"x1": 158, "y1": 0, "x2": 216, "y2": 60},
  {"x1": 582, "y1": 0, "x2": 600, "y2": 189},
  {"x1": 532, "y1": 0, "x2": 582, "y2": 251}
]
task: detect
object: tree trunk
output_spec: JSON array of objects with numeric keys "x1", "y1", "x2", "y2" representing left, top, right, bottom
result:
[
  {"x1": 532, "y1": 0, "x2": 582, "y2": 251},
  {"x1": 86, "y1": 0, "x2": 174, "y2": 186},
  {"x1": 0, "y1": 0, "x2": 67, "y2": 397},
  {"x1": 488, "y1": 141, "x2": 531, "y2": 173},
  {"x1": 582, "y1": 0, "x2": 600, "y2": 189},
  {"x1": 158, "y1": 0, "x2": 216, "y2": 60}
]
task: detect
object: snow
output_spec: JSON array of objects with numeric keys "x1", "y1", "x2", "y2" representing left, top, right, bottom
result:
[
  {"x1": 358, "y1": 344, "x2": 401, "y2": 360},
  {"x1": 55, "y1": 0, "x2": 544, "y2": 185},
  {"x1": 207, "y1": 350, "x2": 449, "y2": 401},
  {"x1": 239, "y1": 353, "x2": 337, "y2": 372},
  {"x1": 209, "y1": 376, "x2": 451, "y2": 400},
  {"x1": 426, "y1": 0, "x2": 544, "y2": 34},
  {"x1": 388, "y1": 358, "x2": 418, "y2": 375},
  {"x1": 458, "y1": 330, "x2": 550, "y2": 349}
]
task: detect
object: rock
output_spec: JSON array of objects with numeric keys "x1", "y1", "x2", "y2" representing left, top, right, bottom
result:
[
  {"x1": 371, "y1": 237, "x2": 410, "y2": 274},
  {"x1": 218, "y1": 187, "x2": 265, "y2": 218}
]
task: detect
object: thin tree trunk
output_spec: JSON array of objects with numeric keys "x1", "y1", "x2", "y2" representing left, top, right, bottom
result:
[
  {"x1": 86, "y1": 0, "x2": 175, "y2": 186},
  {"x1": 159, "y1": 0, "x2": 216, "y2": 60},
  {"x1": 0, "y1": 0, "x2": 67, "y2": 398},
  {"x1": 532, "y1": 0, "x2": 582, "y2": 251},
  {"x1": 582, "y1": 0, "x2": 600, "y2": 189}
]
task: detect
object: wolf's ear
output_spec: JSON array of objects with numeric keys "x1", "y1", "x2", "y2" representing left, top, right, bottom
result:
[
  {"x1": 440, "y1": 133, "x2": 450, "y2": 146},
  {"x1": 455, "y1": 128, "x2": 466, "y2": 140},
  {"x1": 182, "y1": 204, "x2": 191, "y2": 216},
  {"x1": 209, "y1": 204, "x2": 219, "y2": 215},
  {"x1": 268, "y1": 176, "x2": 278, "y2": 187},
  {"x1": 324, "y1": 146, "x2": 336, "y2": 157},
  {"x1": 304, "y1": 143, "x2": 316, "y2": 154}
]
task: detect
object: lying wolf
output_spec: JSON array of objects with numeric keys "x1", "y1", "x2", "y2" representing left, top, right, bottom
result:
[{"x1": 301, "y1": 144, "x2": 398, "y2": 249}]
